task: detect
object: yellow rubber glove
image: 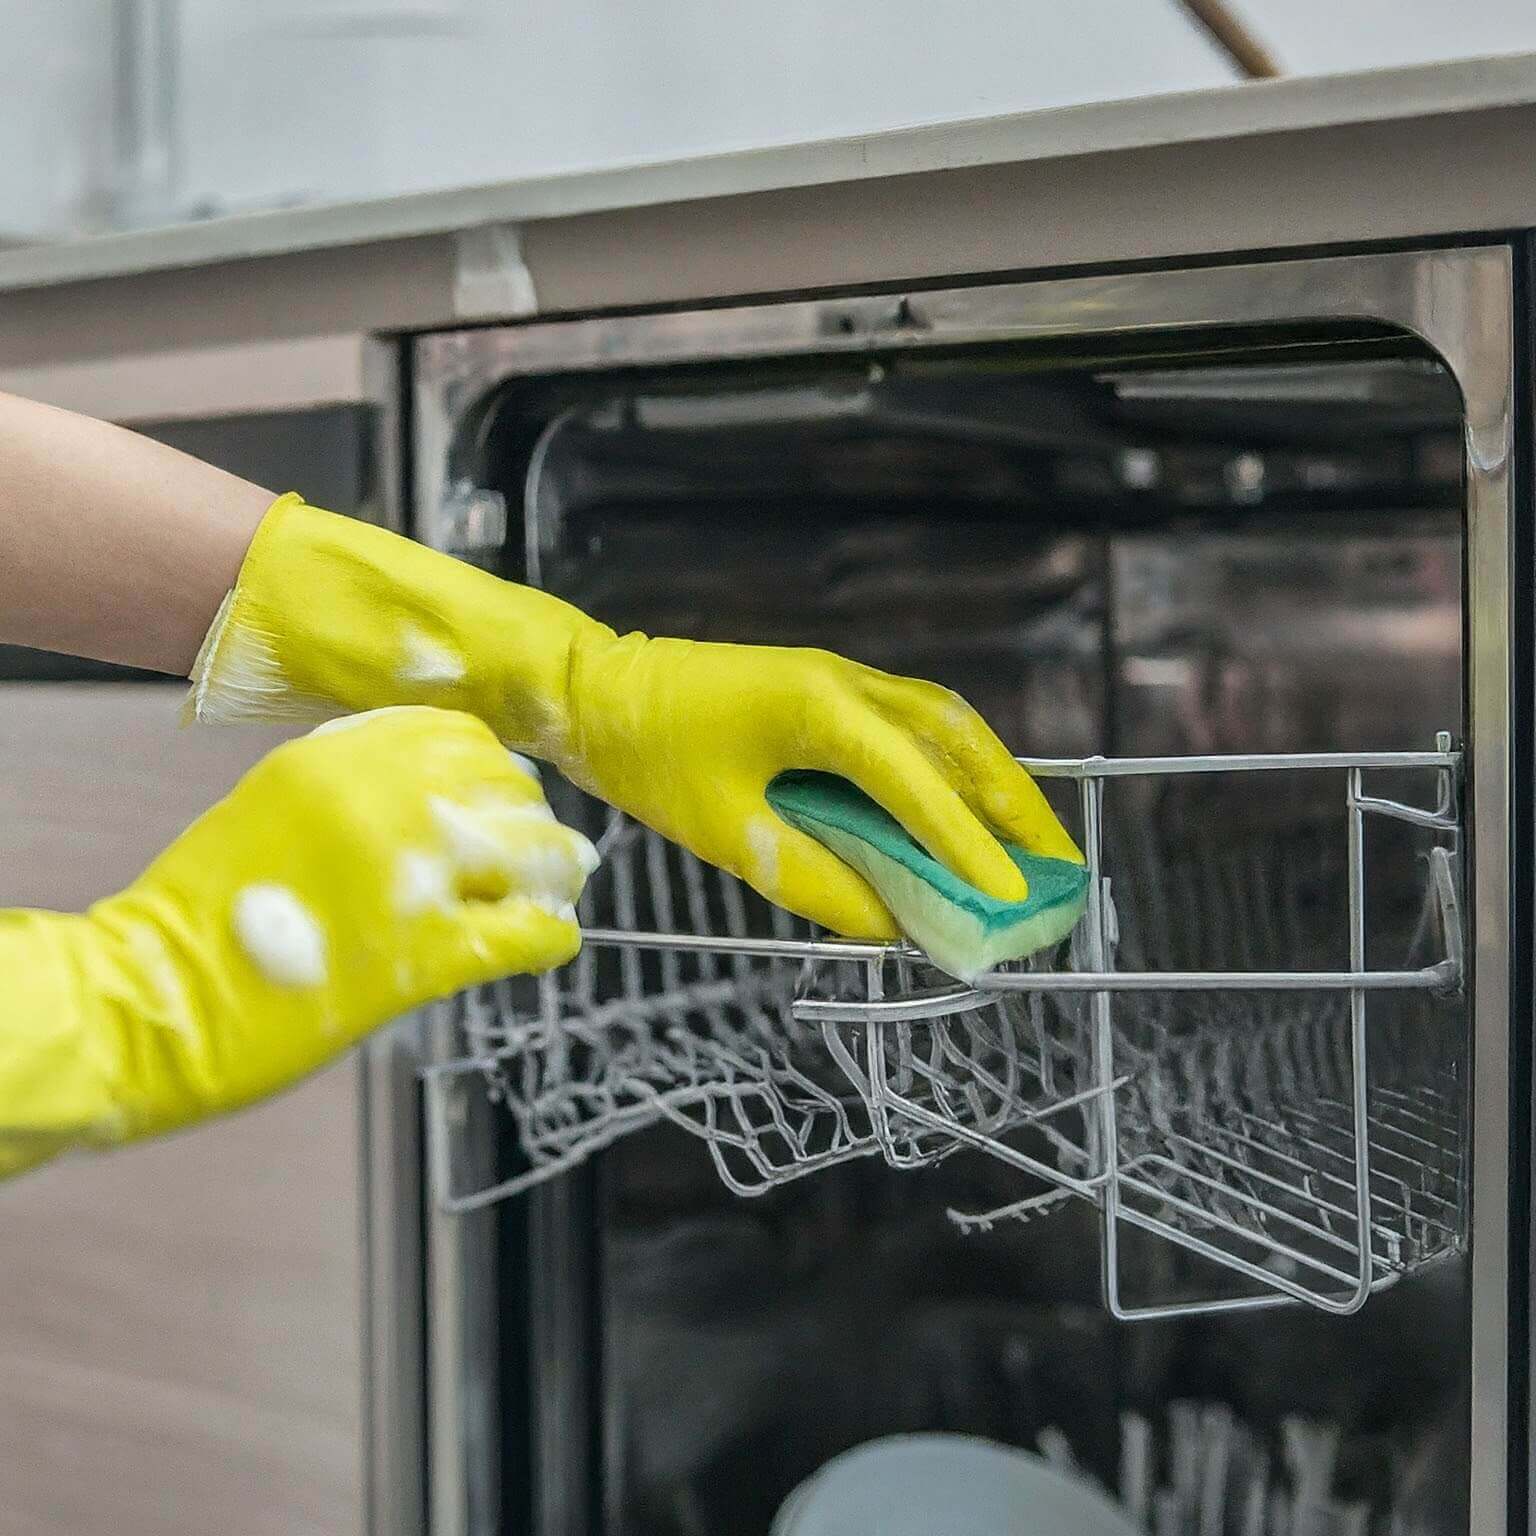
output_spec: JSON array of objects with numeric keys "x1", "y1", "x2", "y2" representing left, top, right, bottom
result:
[
  {"x1": 0, "y1": 706, "x2": 591, "y2": 1178},
  {"x1": 189, "y1": 496, "x2": 1079, "y2": 938}
]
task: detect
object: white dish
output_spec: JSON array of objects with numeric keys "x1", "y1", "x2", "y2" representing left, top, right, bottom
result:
[{"x1": 772, "y1": 1433, "x2": 1142, "y2": 1536}]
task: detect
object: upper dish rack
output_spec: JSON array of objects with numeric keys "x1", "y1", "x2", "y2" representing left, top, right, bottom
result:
[{"x1": 424, "y1": 736, "x2": 1465, "y2": 1320}]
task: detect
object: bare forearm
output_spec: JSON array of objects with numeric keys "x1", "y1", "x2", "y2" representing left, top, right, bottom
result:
[{"x1": 0, "y1": 392, "x2": 274, "y2": 674}]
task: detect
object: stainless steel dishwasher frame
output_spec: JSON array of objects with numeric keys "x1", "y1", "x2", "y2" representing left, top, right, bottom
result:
[{"x1": 360, "y1": 245, "x2": 1519, "y2": 1536}]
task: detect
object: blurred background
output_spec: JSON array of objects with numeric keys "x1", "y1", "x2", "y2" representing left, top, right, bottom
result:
[{"x1": 6, "y1": 0, "x2": 1536, "y2": 246}]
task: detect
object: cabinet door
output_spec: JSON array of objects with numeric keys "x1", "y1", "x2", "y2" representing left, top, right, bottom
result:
[
  {"x1": 0, "y1": 384, "x2": 380, "y2": 1536},
  {"x1": 0, "y1": 683, "x2": 363, "y2": 1536}
]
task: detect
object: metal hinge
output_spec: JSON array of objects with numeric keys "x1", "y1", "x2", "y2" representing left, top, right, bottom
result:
[{"x1": 453, "y1": 221, "x2": 538, "y2": 322}]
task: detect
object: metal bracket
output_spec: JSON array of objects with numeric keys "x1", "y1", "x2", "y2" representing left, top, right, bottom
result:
[
  {"x1": 453, "y1": 221, "x2": 539, "y2": 322},
  {"x1": 431, "y1": 478, "x2": 508, "y2": 557}
]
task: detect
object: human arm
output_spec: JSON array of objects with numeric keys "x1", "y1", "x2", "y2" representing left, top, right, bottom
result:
[
  {"x1": 0, "y1": 707, "x2": 591, "y2": 1178},
  {"x1": 0, "y1": 388, "x2": 1078, "y2": 936},
  {"x1": 0, "y1": 389, "x2": 272, "y2": 673}
]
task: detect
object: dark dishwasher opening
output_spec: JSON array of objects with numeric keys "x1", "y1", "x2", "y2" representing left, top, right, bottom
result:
[{"x1": 462, "y1": 341, "x2": 1470, "y2": 1536}]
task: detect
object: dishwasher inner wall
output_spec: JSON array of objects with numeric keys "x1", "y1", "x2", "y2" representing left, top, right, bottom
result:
[{"x1": 450, "y1": 346, "x2": 1470, "y2": 1536}]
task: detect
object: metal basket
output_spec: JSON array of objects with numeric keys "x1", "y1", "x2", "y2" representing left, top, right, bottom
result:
[
  {"x1": 425, "y1": 814, "x2": 937, "y2": 1212},
  {"x1": 424, "y1": 738, "x2": 1465, "y2": 1319}
]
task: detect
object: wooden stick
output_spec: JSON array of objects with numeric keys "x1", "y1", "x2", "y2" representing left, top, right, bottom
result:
[{"x1": 1178, "y1": 0, "x2": 1283, "y2": 79}]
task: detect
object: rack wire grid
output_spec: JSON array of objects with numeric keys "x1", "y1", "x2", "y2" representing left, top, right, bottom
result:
[
  {"x1": 424, "y1": 737, "x2": 1466, "y2": 1320},
  {"x1": 425, "y1": 810, "x2": 971, "y2": 1211}
]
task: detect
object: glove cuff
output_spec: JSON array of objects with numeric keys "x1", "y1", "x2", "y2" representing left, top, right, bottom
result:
[{"x1": 186, "y1": 495, "x2": 600, "y2": 756}]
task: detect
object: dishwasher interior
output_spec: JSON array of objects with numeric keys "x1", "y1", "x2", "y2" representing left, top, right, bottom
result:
[{"x1": 422, "y1": 331, "x2": 1474, "y2": 1535}]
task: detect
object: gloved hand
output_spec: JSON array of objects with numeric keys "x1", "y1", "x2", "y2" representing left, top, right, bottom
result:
[
  {"x1": 0, "y1": 706, "x2": 592, "y2": 1177},
  {"x1": 189, "y1": 496, "x2": 1079, "y2": 937}
]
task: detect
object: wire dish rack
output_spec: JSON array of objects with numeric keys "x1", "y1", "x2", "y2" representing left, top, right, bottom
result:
[{"x1": 424, "y1": 737, "x2": 1466, "y2": 1320}]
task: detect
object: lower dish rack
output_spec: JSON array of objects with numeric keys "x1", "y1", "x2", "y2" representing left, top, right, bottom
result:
[{"x1": 424, "y1": 737, "x2": 1466, "y2": 1320}]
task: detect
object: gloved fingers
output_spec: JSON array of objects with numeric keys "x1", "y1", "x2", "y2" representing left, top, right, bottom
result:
[
  {"x1": 309, "y1": 705, "x2": 549, "y2": 807},
  {"x1": 870, "y1": 676, "x2": 1084, "y2": 864},
  {"x1": 417, "y1": 796, "x2": 597, "y2": 908},
  {"x1": 808, "y1": 715, "x2": 1031, "y2": 904},
  {"x1": 483, "y1": 819, "x2": 597, "y2": 907},
  {"x1": 393, "y1": 798, "x2": 595, "y2": 915},
  {"x1": 301, "y1": 707, "x2": 595, "y2": 914},
  {"x1": 307, "y1": 701, "x2": 491, "y2": 752},
  {"x1": 738, "y1": 815, "x2": 900, "y2": 939},
  {"x1": 444, "y1": 897, "x2": 583, "y2": 985},
  {"x1": 307, "y1": 703, "x2": 455, "y2": 741},
  {"x1": 416, "y1": 718, "x2": 554, "y2": 808},
  {"x1": 442, "y1": 741, "x2": 553, "y2": 808},
  {"x1": 388, "y1": 897, "x2": 581, "y2": 1003},
  {"x1": 975, "y1": 764, "x2": 1082, "y2": 865}
]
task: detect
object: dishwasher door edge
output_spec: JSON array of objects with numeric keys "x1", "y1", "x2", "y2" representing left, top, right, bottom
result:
[{"x1": 374, "y1": 245, "x2": 1518, "y2": 1536}]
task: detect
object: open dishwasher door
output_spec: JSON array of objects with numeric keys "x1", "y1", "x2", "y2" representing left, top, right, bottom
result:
[{"x1": 376, "y1": 248, "x2": 1523, "y2": 1536}]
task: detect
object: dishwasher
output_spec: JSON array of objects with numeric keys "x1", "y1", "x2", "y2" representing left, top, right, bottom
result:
[{"x1": 362, "y1": 247, "x2": 1524, "y2": 1536}]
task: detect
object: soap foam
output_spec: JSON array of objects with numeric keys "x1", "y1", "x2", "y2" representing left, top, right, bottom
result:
[
  {"x1": 501, "y1": 837, "x2": 586, "y2": 896},
  {"x1": 744, "y1": 815, "x2": 782, "y2": 888},
  {"x1": 527, "y1": 892, "x2": 580, "y2": 924},
  {"x1": 126, "y1": 924, "x2": 198, "y2": 1040},
  {"x1": 234, "y1": 884, "x2": 329, "y2": 987},
  {"x1": 572, "y1": 831, "x2": 601, "y2": 878},
  {"x1": 430, "y1": 795, "x2": 516, "y2": 875},
  {"x1": 399, "y1": 627, "x2": 466, "y2": 687},
  {"x1": 396, "y1": 850, "x2": 453, "y2": 915},
  {"x1": 431, "y1": 795, "x2": 594, "y2": 879},
  {"x1": 478, "y1": 797, "x2": 558, "y2": 826},
  {"x1": 507, "y1": 751, "x2": 542, "y2": 784}
]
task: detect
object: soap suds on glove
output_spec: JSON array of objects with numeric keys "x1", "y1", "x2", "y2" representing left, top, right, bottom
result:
[
  {"x1": 507, "y1": 751, "x2": 542, "y2": 783},
  {"x1": 745, "y1": 815, "x2": 782, "y2": 887},
  {"x1": 423, "y1": 796, "x2": 599, "y2": 915},
  {"x1": 396, "y1": 850, "x2": 453, "y2": 914},
  {"x1": 399, "y1": 627, "x2": 466, "y2": 686},
  {"x1": 430, "y1": 795, "x2": 519, "y2": 875},
  {"x1": 479, "y1": 797, "x2": 559, "y2": 826},
  {"x1": 528, "y1": 893, "x2": 580, "y2": 923},
  {"x1": 431, "y1": 794, "x2": 596, "y2": 873},
  {"x1": 234, "y1": 884, "x2": 328, "y2": 986},
  {"x1": 570, "y1": 830, "x2": 601, "y2": 877},
  {"x1": 126, "y1": 924, "x2": 199, "y2": 1040},
  {"x1": 500, "y1": 835, "x2": 590, "y2": 894}
]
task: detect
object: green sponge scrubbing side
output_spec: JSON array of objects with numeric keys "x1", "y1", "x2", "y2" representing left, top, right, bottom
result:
[{"x1": 765, "y1": 770, "x2": 1089, "y2": 982}]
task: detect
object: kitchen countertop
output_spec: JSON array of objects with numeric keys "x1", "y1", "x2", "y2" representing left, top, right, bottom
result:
[
  {"x1": 4, "y1": 49, "x2": 1536, "y2": 421},
  {"x1": 2, "y1": 51, "x2": 1535, "y2": 296}
]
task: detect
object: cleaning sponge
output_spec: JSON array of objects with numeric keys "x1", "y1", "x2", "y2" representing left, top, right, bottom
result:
[{"x1": 766, "y1": 770, "x2": 1089, "y2": 981}]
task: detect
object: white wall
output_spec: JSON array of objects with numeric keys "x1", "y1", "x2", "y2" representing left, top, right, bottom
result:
[
  {"x1": 172, "y1": 0, "x2": 1233, "y2": 213},
  {"x1": 3, "y1": 0, "x2": 1237, "y2": 233},
  {"x1": 6, "y1": 0, "x2": 1536, "y2": 237},
  {"x1": 0, "y1": 2, "x2": 113, "y2": 239},
  {"x1": 1237, "y1": 0, "x2": 1536, "y2": 73}
]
